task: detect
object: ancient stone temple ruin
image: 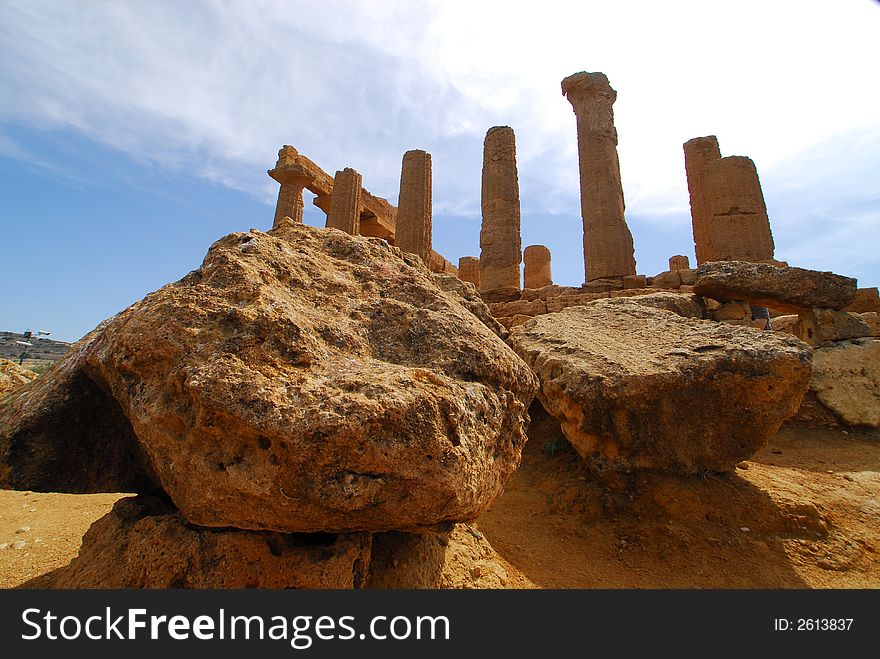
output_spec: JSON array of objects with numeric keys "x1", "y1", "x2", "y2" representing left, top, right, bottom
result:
[
  {"x1": 479, "y1": 126, "x2": 522, "y2": 301},
  {"x1": 684, "y1": 136, "x2": 774, "y2": 264},
  {"x1": 396, "y1": 149, "x2": 433, "y2": 265},
  {"x1": 524, "y1": 245, "x2": 552, "y2": 289},
  {"x1": 268, "y1": 145, "x2": 313, "y2": 227},
  {"x1": 561, "y1": 72, "x2": 636, "y2": 283},
  {"x1": 325, "y1": 167, "x2": 362, "y2": 235}
]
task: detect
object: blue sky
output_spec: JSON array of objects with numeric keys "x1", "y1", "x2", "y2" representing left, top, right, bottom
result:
[{"x1": 1, "y1": 1, "x2": 878, "y2": 342}]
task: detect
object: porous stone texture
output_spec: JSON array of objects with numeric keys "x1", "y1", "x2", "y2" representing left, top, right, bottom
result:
[
  {"x1": 268, "y1": 145, "x2": 314, "y2": 227},
  {"x1": 809, "y1": 339, "x2": 880, "y2": 427},
  {"x1": 480, "y1": 127, "x2": 522, "y2": 298},
  {"x1": 396, "y1": 149, "x2": 433, "y2": 265},
  {"x1": 52, "y1": 496, "x2": 372, "y2": 588},
  {"x1": 651, "y1": 270, "x2": 682, "y2": 289},
  {"x1": 795, "y1": 309, "x2": 872, "y2": 346},
  {"x1": 0, "y1": 323, "x2": 159, "y2": 494},
  {"x1": 368, "y1": 524, "x2": 513, "y2": 589},
  {"x1": 843, "y1": 287, "x2": 880, "y2": 313},
  {"x1": 669, "y1": 255, "x2": 691, "y2": 271},
  {"x1": 458, "y1": 256, "x2": 481, "y2": 289},
  {"x1": 623, "y1": 274, "x2": 646, "y2": 289},
  {"x1": 562, "y1": 72, "x2": 636, "y2": 282},
  {"x1": 523, "y1": 245, "x2": 552, "y2": 289},
  {"x1": 711, "y1": 301, "x2": 752, "y2": 322},
  {"x1": 701, "y1": 156, "x2": 775, "y2": 262},
  {"x1": 3, "y1": 222, "x2": 537, "y2": 533},
  {"x1": 508, "y1": 299, "x2": 812, "y2": 474},
  {"x1": 683, "y1": 136, "x2": 722, "y2": 265},
  {"x1": 861, "y1": 312, "x2": 880, "y2": 337},
  {"x1": 0, "y1": 359, "x2": 37, "y2": 399},
  {"x1": 694, "y1": 261, "x2": 857, "y2": 313},
  {"x1": 326, "y1": 167, "x2": 362, "y2": 235},
  {"x1": 431, "y1": 273, "x2": 508, "y2": 340}
]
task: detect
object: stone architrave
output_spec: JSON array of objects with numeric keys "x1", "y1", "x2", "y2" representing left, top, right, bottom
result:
[
  {"x1": 523, "y1": 245, "x2": 552, "y2": 289},
  {"x1": 479, "y1": 127, "x2": 522, "y2": 299},
  {"x1": 268, "y1": 145, "x2": 315, "y2": 227},
  {"x1": 396, "y1": 150, "x2": 432, "y2": 265},
  {"x1": 458, "y1": 257, "x2": 481, "y2": 289},
  {"x1": 669, "y1": 255, "x2": 690, "y2": 271},
  {"x1": 683, "y1": 136, "x2": 722, "y2": 265},
  {"x1": 561, "y1": 72, "x2": 636, "y2": 282},
  {"x1": 326, "y1": 167, "x2": 363, "y2": 235},
  {"x1": 701, "y1": 156, "x2": 775, "y2": 262}
]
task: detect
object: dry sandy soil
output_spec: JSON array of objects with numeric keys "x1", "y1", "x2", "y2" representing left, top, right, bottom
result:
[{"x1": 2, "y1": 418, "x2": 878, "y2": 589}]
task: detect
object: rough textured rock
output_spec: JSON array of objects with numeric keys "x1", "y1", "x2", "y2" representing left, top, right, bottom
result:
[
  {"x1": 809, "y1": 339, "x2": 880, "y2": 427},
  {"x1": 694, "y1": 261, "x2": 857, "y2": 313},
  {"x1": 326, "y1": 167, "x2": 362, "y2": 235},
  {"x1": 651, "y1": 270, "x2": 682, "y2": 289},
  {"x1": 52, "y1": 496, "x2": 371, "y2": 588},
  {"x1": 431, "y1": 273, "x2": 508, "y2": 339},
  {"x1": 396, "y1": 149, "x2": 432, "y2": 265},
  {"x1": 523, "y1": 245, "x2": 552, "y2": 289},
  {"x1": 0, "y1": 359, "x2": 37, "y2": 399},
  {"x1": 683, "y1": 136, "x2": 722, "y2": 265},
  {"x1": 795, "y1": 309, "x2": 872, "y2": 346},
  {"x1": 0, "y1": 323, "x2": 159, "y2": 494},
  {"x1": 480, "y1": 127, "x2": 522, "y2": 296},
  {"x1": 368, "y1": 524, "x2": 513, "y2": 589},
  {"x1": 861, "y1": 312, "x2": 880, "y2": 336},
  {"x1": 562, "y1": 72, "x2": 636, "y2": 282},
  {"x1": 711, "y1": 301, "x2": 752, "y2": 322},
  {"x1": 701, "y1": 156, "x2": 775, "y2": 262},
  {"x1": 508, "y1": 299, "x2": 812, "y2": 474},
  {"x1": 843, "y1": 287, "x2": 880, "y2": 313},
  {"x1": 457, "y1": 256, "x2": 481, "y2": 289},
  {"x1": 669, "y1": 255, "x2": 691, "y2": 271},
  {"x1": 2, "y1": 223, "x2": 537, "y2": 533},
  {"x1": 623, "y1": 274, "x2": 647, "y2": 289},
  {"x1": 608, "y1": 291, "x2": 705, "y2": 319}
]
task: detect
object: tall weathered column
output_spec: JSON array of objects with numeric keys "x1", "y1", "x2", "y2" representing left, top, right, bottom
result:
[
  {"x1": 523, "y1": 245, "x2": 552, "y2": 289},
  {"x1": 396, "y1": 149, "x2": 432, "y2": 265},
  {"x1": 458, "y1": 257, "x2": 481, "y2": 288},
  {"x1": 561, "y1": 72, "x2": 636, "y2": 282},
  {"x1": 326, "y1": 167, "x2": 362, "y2": 235},
  {"x1": 701, "y1": 156, "x2": 775, "y2": 262},
  {"x1": 683, "y1": 136, "x2": 722, "y2": 265},
  {"x1": 669, "y1": 255, "x2": 691, "y2": 271},
  {"x1": 268, "y1": 145, "x2": 315, "y2": 227},
  {"x1": 480, "y1": 126, "x2": 522, "y2": 300}
]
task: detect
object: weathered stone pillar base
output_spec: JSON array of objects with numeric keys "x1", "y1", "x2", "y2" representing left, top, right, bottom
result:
[
  {"x1": 524, "y1": 245, "x2": 552, "y2": 289},
  {"x1": 274, "y1": 183, "x2": 304, "y2": 227}
]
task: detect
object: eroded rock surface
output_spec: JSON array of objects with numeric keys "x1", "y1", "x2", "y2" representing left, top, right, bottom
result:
[
  {"x1": 509, "y1": 299, "x2": 812, "y2": 474},
  {"x1": 809, "y1": 339, "x2": 880, "y2": 427}
]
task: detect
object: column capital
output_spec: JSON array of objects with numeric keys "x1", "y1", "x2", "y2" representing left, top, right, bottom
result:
[
  {"x1": 268, "y1": 162, "x2": 315, "y2": 187},
  {"x1": 561, "y1": 71, "x2": 617, "y2": 131}
]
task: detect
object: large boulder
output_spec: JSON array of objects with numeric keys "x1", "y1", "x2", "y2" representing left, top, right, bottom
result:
[
  {"x1": 693, "y1": 261, "x2": 857, "y2": 313},
  {"x1": 0, "y1": 359, "x2": 37, "y2": 399},
  {"x1": 1, "y1": 222, "x2": 536, "y2": 533},
  {"x1": 52, "y1": 496, "x2": 371, "y2": 588},
  {"x1": 508, "y1": 299, "x2": 813, "y2": 474},
  {"x1": 808, "y1": 339, "x2": 880, "y2": 427}
]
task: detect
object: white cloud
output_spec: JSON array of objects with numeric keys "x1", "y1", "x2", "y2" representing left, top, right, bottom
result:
[{"x1": 1, "y1": 0, "x2": 878, "y2": 282}]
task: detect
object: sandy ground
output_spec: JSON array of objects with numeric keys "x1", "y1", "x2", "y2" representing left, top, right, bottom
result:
[{"x1": 1, "y1": 421, "x2": 878, "y2": 589}]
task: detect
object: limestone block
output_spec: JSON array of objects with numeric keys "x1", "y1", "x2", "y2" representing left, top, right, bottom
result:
[
  {"x1": 843, "y1": 287, "x2": 880, "y2": 313},
  {"x1": 669, "y1": 255, "x2": 691, "y2": 271},
  {"x1": 326, "y1": 167, "x2": 362, "y2": 235},
  {"x1": 678, "y1": 269, "x2": 697, "y2": 286},
  {"x1": 860, "y1": 312, "x2": 880, "y2": 336},
  {"x1": 651, "y1": 270, "x2": 682, "y2": 289},
  {"x1": 488, "y1": 299, "x2": 547, "y2": 318},
  {"x1": 711, "y1": 301, "x2": 752, "y2": 322},
  {"x1": 809, "y1": 339, "x2": 880, "y2": 427},
  {"x1": 622, "y1": 274, "x2": 647, "y2": 289},
  {"x1": 546, "y1": 292, "x2": 610, "y2": 313}
]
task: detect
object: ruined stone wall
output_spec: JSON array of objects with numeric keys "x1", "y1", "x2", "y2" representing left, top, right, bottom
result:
[{"x1": 480, "y1": 127, "x2": 522, "y2": 300}]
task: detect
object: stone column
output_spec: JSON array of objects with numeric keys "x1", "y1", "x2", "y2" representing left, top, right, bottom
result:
[
  {"x1": 683, "y1": 136, "x2": 722, "y2": 265},
  {"x1": 523, "y1": 245, "x2": 552, "y2": 289},
  {"x1": 268, "y1": 145, "x2": 314, "y2": 227},
  {"x1": 458, "y1": 256, "x2": 481, "y2": 289},
  {"x1": 561, "y1": 72, "x2": 636, "y2": 282},
  {"x1": 701, "y1": 156, "x2": 775, "y2": 262},
  {"x1": 326, "y1": 167, "x2": 362, "y2": 235},
  {"x1": 396, "y1": 149, "x2": 432, "y2": 265},
  {"x1": 669, "y1": 255, "x2": 691, "y2": 271},
  {"x1": 479, "y1": 126, "x2": 522, "y2": 300}
]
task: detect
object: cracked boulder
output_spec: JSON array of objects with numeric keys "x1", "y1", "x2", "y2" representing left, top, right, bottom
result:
[
  {"x1": 1, "y1": 222, "x2": 536, "y2": 532},
  {"x1": 508, "y1": 298, "x2": 812, "y2": 475}
]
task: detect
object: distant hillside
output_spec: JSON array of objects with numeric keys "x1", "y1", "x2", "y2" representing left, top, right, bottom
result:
[{"x1": 0, "y1": 331, "x2": 71, "y2": 361}]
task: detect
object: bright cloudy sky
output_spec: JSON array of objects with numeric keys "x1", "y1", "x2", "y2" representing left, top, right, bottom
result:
[{"x1": 1, "y1": 1, "x2": 878, "y2": 341}]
